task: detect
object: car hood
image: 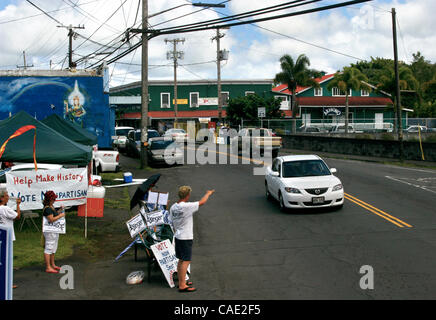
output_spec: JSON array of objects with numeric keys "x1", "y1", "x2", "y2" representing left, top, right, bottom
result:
[{"x1": 281, "y1": 175, "x2": 341, "y2": 188}]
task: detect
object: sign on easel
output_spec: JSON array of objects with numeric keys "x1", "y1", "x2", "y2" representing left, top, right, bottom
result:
[
  {"x1": 151, "y1": 239, "x2": 178, "y2": 288},
  {"x1": 42, "y1": 216, "x2": 66, "y2": 234},
  {"x1": 0, "y1": 226, "x2": 13, "y2": 300}
]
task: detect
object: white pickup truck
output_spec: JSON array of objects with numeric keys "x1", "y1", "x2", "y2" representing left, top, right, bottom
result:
[
  {"x1": 235, "y1": 128, "x2": 282, "y2": 158},
  {"x1": 93, "y1": 146, "x2": 120, "y2": 174}
]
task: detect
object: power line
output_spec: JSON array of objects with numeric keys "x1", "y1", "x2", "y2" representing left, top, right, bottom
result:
[{"x1": 25, "y1": 0, "x2": 64, "y2": 26}]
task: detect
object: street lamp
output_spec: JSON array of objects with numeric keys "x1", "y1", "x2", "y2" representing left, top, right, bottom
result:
[{"x1": 138, "y1": 1, "x2": 226, "y2": 168}]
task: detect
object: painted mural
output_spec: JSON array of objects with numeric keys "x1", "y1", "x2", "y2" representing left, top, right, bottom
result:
[{"x1": 0, "y1": 76, "x2": 114, "y2": 147}]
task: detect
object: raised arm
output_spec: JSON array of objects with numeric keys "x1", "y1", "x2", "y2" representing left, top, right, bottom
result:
[{"x1": 199, "y1": 190, "x2": 215, "y2": 206}]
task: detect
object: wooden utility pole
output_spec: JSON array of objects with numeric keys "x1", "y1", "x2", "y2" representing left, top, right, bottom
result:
[
  {"x1": 165, "y1": 38, "x2": 185, "y2": 127},
  {"x1": 392, "y1": 8, "x2": 404, "y2": 161},
  {"x1": 140, "y1": 0, "x2": 149, "y2": 168},
  {"x1": 17, "y1": 51, "x2": 33, "y2": 69},
  {"x1": 57, "y1": 24, "x2": 85, "y2": 69},
  {"x1": 212, "y1": 28, "x2": 226, "y2": 125}
]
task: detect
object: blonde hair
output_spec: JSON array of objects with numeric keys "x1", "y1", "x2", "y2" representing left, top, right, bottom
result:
[{"x1": 178, "y1": 186, "x2": 192, "y2": 199}]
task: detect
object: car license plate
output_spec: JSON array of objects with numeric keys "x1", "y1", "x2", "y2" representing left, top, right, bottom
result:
[{"x1": 312, "y1": 197, "x2": 325, "y2": 204}]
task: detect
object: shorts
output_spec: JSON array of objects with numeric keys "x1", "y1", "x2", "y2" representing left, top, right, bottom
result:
[
  {"x1": 44, "y1": 232, "x2": 59, "y2": 254},
  {"x1": 175, "y1": 238, "x2": 193, "y2": 261}
]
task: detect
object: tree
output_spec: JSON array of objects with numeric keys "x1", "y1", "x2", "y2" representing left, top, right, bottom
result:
[
  {"x1": 226, "y1": 94, "x2": 283, "y2": 125},
  {"x1": 274, "y1": 54, "x2": 322, "y2": 133},
  {"x1": 327, "y1": 67, "x2": 370, "y2": 134}
]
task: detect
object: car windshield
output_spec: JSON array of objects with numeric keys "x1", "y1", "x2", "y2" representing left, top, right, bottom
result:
[
  {"x1": 116, "y1": 129, "x2": 131, "y2": 136},
  {"x1": 148, "y1": 131, "x2": 160, "y2": 139},
  {"x1": 282, "y1": 160, "x2": 331, "y2": 178},
  {"x1": 150, "y1": 140, "x2": 177, "y2": 150}
]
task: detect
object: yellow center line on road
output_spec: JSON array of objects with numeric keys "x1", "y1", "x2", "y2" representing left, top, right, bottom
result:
[
  {"x1": 344, "y1": 193, "x2": 412, "y2": 228},
  {"x1": 184, "y1": 145, "x2": 411, "y2": 228}
]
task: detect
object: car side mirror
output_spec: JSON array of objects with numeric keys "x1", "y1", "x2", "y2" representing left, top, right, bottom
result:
[
  {"x1": 271, "y1": 171, "x2": 279, "y2": 177},
  {"x1": 330, "y1": 168, "x2": 337, "y2": 174}
]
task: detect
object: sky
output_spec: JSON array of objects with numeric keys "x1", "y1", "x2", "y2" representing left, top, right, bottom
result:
[{"x1": 0, "y1": 0, "x2": 433, "y2": 88}]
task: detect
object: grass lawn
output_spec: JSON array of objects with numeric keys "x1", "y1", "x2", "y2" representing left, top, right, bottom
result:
[{"x1": 13, "y1": 211, "x2": 99, "y2": 269}]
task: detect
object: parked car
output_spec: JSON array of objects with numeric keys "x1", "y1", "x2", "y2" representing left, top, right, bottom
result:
[
  {"x1": 163, "y1": 128, "x2": 188, "y2": 143},
  {"x1": 234, "y1": 128, "x2": 282, "y2": 158},
  {"x1": 113, "y1": 126, "x2": 134, "y2": 152},
  {"x1": 125, "y1": 129, "x2": 160, "y2": 158},
  {"x1": 404, "y1": 125, "x2": 428, "y2": 133},
  {"x1": 265, "y1": 155, "x2": 344, "y2": 211},
  {"x1": 329, "y1": 124, "x2": 355, "y2": 133},
  {"x1": 147, "y1": 137, "x2": 183, "y2": 166},
  {"x1": 92, "y1": 147, "x2": 120, "y2": 174},
  {"x1": 297, "y1": 125, "x2": 321, "y2": 133}
]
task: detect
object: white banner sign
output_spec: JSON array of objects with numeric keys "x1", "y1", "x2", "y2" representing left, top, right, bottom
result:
[
  {"x1": 42, "y1": 216, "x2": 66, "y2": 234},
  {"x1": 151, "y1": 239, "x2": 178, "y2": 288},
  {"x1": 199, "y1": 97, "x2": 218, "y2": 106},
  {"x1": 126, "y1": 213, "x2": 147, "y2": 238},
  {"x1": 5, "y1": 168, "x2": 88, "y2": 210}
]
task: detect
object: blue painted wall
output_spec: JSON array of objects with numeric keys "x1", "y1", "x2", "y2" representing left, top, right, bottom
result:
[{"x1": 0, "y1": 76, "x2": 113, "y2": 148}]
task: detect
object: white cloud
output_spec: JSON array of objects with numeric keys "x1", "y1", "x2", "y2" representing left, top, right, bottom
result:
[{"x1": 0, "y1": 0, "x2": 435, "y2": 88}]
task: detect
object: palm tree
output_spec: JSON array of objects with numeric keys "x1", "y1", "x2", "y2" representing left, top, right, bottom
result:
[
  {"x1": 376, "y1": 65, "x2": 418, "y2": 133},
  {"x1": 274, "y1": 54, "x2": 322, "y2": 133},
  {"x1": 327, "y1": 67, "x2": 370, "y2": 134}
]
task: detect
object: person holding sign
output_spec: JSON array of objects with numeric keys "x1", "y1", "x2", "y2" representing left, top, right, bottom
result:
[
  {"x1": 0, "y1": 189, "x2": 21, "y2": 289},
  {"x1": 42, "y1": 191, "x2": 65, "y2": 274},
  {"x1": 170, "y1": 186, "x2": 215, "y2": 293}
]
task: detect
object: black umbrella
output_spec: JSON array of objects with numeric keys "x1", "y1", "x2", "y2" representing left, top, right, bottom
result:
[{"x1": 130, "y1": 173, "x2": 161, "y2": 210}]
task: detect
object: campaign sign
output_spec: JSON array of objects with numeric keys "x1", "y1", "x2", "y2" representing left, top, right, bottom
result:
[
  {"x1": 141, "y1": 210, "x2": 171, "y2": 229},
  {"x1": 0, "y1": 226, "x2": 13, "y2": 300},
  {"x1": 126, "y1": 214, "x2": 146, "y2": 238},
  {"x1": 6, "y1": 168, "x2": 88, "y2": 210},
  {"x1": 42, "y1": 216, "x2": 66, "y2": 234},
  {"x1": 150, "y1": 239, "x2": 178, "y2": 288}
]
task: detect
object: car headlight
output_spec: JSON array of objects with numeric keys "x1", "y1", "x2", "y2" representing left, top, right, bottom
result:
[
  {"x1": 332, "y1": 184, "x2": 343, "y2": 191},
  {"x1": 284, "y1": 187, "x2": 301, "y2": 194}
]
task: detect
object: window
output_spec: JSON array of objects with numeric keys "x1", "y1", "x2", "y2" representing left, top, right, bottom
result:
[
  {"x1": 161, "y1": 93, "x2": 170, "y2": 108},
  {"x1": 332, "y1": 87, "x2": 352, "y2": 96},
  {"x1": 245, "y1": 91, "x2": 255, "y2": 96},
  {"x1": 190, "y1": 92, "x2": 199, "y2": 108},
  {"x1": 314, "y1": 87, "x2": 323, "y2": 96},
  {"x1": 361, "y1": 89, "x2": 369, "y2": 96},
  {"x1": 221, "y1": 91, "x2": 229, "y2": 106}
]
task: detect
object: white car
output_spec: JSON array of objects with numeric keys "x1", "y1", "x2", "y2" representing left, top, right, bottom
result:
[
  {"x1": 163, "y1": 128, "x2": 188, "y2": 143},
  {"x1": 113, "y1": 126, "x2": 134, "y2": 151},
  {"x1": 265, "y1": 155, "x2": 344, "y2": 211}
]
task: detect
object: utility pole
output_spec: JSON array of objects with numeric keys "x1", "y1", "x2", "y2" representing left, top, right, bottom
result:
[
  {"x1": 57, "y1": 24, "x2": 85, "y2": 69},
  {"x1": 140, "y1": 0, "x2": 149, "y2": 168},
  {"x1": 17, "y1": 51, "x2": 33, "y2": 69},
  {"x1": 165, "y1": 38, "x2": 185, "y2": 127},
  {"x1": 392, "y1": 8, "x2": 404, "y2": 161},
  {"x1": 212, "y1": 28, "x2": 228, "y2": 125}
]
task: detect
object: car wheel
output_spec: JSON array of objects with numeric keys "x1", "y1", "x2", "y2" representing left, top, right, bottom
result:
[
  {"x1": 265, "y1": 182, "x2": 272, "y2": 201},
  {"x1": 279, "y1": 192, "x2": 287, "y2": 212}
]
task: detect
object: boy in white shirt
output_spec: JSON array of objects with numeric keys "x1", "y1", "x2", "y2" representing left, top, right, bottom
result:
[{"x1": 170, "y1": 186, "x2": 214, "y2": 292}]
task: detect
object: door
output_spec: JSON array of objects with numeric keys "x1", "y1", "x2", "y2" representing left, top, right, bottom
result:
[
  {"x1": 375, "y1": 113, "x2": 383, "y2": 130},
  {"x1": 302, "y1": 113, "x2": 311, "y2": 126}
]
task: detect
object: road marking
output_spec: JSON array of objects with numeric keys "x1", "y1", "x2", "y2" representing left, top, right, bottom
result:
[
  {"x1": 344, "y1": 193, "x2": 412, "y2": 228},
  {"x1": 385, "y1": 175, "x2": 436, "y2": 195}
]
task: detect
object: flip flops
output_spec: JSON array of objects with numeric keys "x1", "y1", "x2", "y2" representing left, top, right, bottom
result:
[
  {"x1": 178, "y1": 286, "x2": 196, "y2": 293},
  {"x1": 45, "y1": 269, "x2": 59, "y2": 274},
  {"x1": 53, "y1": 266, "x2": 61, "y2": 271}
]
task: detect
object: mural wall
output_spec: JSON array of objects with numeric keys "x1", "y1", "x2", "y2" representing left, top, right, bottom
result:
[{"x1": 0, "y1": 75, "x2": 114, "y2": 148}]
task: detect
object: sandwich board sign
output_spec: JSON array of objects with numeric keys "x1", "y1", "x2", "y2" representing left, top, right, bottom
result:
[
  {"x1": 151, "y1": 239, "x2": 178, "y2": 288},
  {"x1": 0, "y1": 226, "x2": 13, "y2": 300}
]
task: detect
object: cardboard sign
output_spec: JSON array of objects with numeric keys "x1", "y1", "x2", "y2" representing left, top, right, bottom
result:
[
  {"x1": 0, "y1": 226, "x2": 13, "y2": 300},
  {"x1": 141, "y1": 210, "x2": 171, "y2": 229},
  {"x1": 5, "y1": 168, "x2": 88, "y2": 210},
  {"x1": 42, "y1": 216, "x2": 66, "y2": 234},
  {"x1": 150, "y1": 239, "x2": 178, "y2": 288},
  {"x1": 126, "y1": 214, "x2": 146, "y2": 238}
]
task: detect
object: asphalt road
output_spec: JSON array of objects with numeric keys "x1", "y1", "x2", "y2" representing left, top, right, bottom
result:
[{"x1": 12, "y1": 144, "x2": 436, "y2": 300}]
